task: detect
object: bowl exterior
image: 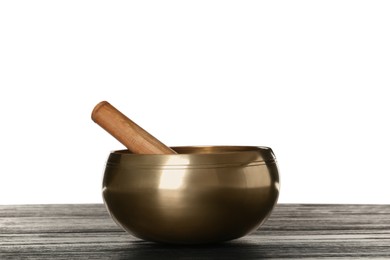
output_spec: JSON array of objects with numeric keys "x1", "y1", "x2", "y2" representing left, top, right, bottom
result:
[{"x1": 102, "y1": 146, "x2": 279, "y2": 244}]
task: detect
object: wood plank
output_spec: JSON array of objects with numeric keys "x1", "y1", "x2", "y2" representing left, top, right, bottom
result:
[{"x1": 0, "y1": 204, "x2": 389, "y2": 259}]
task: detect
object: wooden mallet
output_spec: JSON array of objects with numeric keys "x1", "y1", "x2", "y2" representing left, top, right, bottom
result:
[{"x1": 91, "y1": 101, "x2": 176, "y2": 154}]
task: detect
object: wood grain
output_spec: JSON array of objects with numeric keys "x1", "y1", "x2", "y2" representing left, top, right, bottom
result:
[
  {"x1": 92, "y1": 101, "x2": 176, "y2": 154},
  {"x1": 1, "y1": 204, "x2": 389, "y2": 259}
]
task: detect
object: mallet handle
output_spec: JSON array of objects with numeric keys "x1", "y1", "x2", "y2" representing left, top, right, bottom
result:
[{"x1": 92, "y1": 101, "x2": 176, "y2": 154}]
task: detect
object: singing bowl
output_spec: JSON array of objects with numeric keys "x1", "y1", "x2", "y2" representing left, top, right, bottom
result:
[{"x1": 102, "y1": 146, "x2": 280, "y2": 244}]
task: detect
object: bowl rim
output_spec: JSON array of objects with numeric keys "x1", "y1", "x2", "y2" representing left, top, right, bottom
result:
[
  {"x1": 106, "y1": 146, "x2": 277, "y2": 169},
  {"x1": 112, "y1": 145, "x2": 272, "y2": 154}
]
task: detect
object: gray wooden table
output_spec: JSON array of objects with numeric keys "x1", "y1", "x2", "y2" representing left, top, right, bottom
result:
[{"x1": 1, "y1": 204, "x2": 389, "y2": 259}]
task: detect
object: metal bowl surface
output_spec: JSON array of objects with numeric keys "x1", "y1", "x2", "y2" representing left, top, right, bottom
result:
[{"x1": 102, "y1": 146, "x2": 279, "y2": 244}]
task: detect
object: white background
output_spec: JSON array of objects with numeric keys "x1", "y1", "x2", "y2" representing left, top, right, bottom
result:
[{"x1": 1, "y1": 1, "x2": 389, "y2": 204}]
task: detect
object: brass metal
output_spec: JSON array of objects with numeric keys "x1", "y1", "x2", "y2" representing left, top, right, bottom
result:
[{"x1": 102, "y1": 146, "x2": 280, "y2": 244}]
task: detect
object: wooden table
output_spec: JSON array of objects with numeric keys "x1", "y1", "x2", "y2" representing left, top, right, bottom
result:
[{"x1": 1, "y1": 204, "x2": 389, "y2": 259}]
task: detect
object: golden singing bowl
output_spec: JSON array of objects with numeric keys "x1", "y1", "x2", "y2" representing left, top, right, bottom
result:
[{"x1": 102, "y1": 146, "x2": 280, "y2": 244}]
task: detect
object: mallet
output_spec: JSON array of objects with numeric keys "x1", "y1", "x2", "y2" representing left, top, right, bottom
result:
[{"x1": 91, "y1": 101, "x2": 176, "y2": 154}]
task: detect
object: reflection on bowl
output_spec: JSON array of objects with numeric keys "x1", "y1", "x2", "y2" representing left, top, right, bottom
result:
[{"x1": 102, "y1": 146, "x2": 279, "y2": 244}]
